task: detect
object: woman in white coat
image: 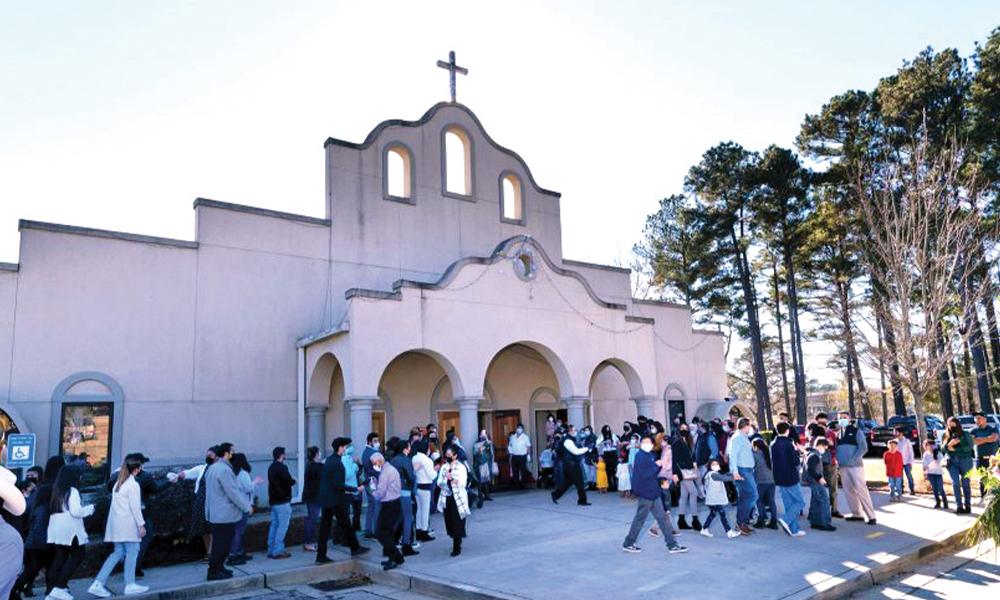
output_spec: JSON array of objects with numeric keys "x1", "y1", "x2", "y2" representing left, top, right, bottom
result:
[
  {"x1": 87, "y1": 455, "x2": 149, "y2": 597},
  {"x1": 0, "y1": 465, "x2": 28, "y2": 600},
  {"x1": 46, "y1": 465, "x2": 95, "y2": 600}
]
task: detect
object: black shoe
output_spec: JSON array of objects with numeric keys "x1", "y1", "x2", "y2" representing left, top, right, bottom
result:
[
  {"x1": 476, "y1": 500, "x2": 484, "y2": 509},
  {"x1": 753, "y1": 519, "x2": 766, "y2": 529},
  {"x1": 831, "y1": 511, "x2": 844, "y2": 519},
  {"x1": 450, "y1": 548, "x2": 462, "y2": 557},
  {"x1": 402, "y1": 545, "x2": 419, "y2": 556},
  {"x1": 691, "y1": 517, "x2": 702, "y2": 531},
  {"x1": 382, "y1": 560, "x2": 400, "y2": 571},
  {"x1": 767, "y1": 520, "x2": 778, "y2": 530},
  {"x1": 316, "y1": 555, "x2": 333, "y2": 564},
  {"x1": 207, "y1": 570, "x2": 234, "y2": 581},
  {"x1": 226, "y1": 556, "x2": 247, "y2": 566},
  {"x1": 551, "y1": 493, "x2": 559, "y2": 504},
  {"x1": 934, "y1": 501, "x2": 941, "y2": 508},
  {"x1": 351, "y1": 546, "x2": 371, "y2": 557},
  {"x1": 867, "y1": 519, "x2": 877, "y2": 526},
  {"x1": 845, "y1": 516, "x2": 865, "y2": 522},
  {"x1": 677, "y1": 516, "x2": 691, "y2": 530},
  {"x1": 578, "y1": 501, "x2": 592, "y2": 506}
]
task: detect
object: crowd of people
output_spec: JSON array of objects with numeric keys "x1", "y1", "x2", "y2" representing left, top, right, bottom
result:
[{"x1": 1, "y1": 409, "x2": 997, "y2": 599}]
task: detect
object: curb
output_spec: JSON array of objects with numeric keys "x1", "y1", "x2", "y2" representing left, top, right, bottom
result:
[{"x1": 781, "y1": 527, "x2": 972, "y2": 600}]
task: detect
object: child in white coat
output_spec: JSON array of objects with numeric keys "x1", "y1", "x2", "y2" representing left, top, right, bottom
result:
[
  {"x1": 88, "y1": 456, "x2": 149, "y2": 597},
  {"x1": 700, "y1": 459, "x2": 739, "y2": 539}
]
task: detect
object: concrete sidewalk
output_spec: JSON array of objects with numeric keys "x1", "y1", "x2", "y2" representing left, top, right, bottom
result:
[{"x1": 56, "y1": 488, "x2": 982, "y2": 599}]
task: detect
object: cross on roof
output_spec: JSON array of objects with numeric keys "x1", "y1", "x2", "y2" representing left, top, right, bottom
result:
[{"x1": 436, "y1": 50, "x2": 468, "y2": 103}]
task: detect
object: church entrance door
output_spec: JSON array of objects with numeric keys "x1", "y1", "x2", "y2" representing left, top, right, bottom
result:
[
  {"x1": 372, "y1": 410, "x2": 387, "y2": 443},
  {"x1": 437, "y1": 410, "x2": 460, "y2": 441},
  {"x1": 491, "y1": 409, "x2": 520, "y2": 488}
]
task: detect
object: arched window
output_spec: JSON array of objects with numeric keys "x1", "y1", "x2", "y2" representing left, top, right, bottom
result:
[
  {"x1": 383, "y1": 144, "x2": 414, "y2": 203},
  {"x1": 443, "y1": 126, "x2": 472, "y2": 197},
  {"x1": 500, "y1": 172, "x2": 524, "y2": 224}
]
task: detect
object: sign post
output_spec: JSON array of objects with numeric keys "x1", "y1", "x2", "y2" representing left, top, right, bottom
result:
[{"x1": 6, "y1": 433, "x2": 36, "y2": 469}]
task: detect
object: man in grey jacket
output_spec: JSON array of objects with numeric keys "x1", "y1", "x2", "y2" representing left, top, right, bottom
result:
[
  {"x1": 835, "y1": 413, "x2": 876, "y2": 525},
  {"x1": 204, "y1": 443, "x2": 252, "y2": 580}
]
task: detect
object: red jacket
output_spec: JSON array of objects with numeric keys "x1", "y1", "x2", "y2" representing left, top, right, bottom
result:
[{"x1": 883, "y1": 450, "x2": 903, "y2": 478}]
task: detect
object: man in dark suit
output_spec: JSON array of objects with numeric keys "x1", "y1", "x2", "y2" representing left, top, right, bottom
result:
[{"x1": 316, "y1": 437, "x2": 370, "y2": 564}]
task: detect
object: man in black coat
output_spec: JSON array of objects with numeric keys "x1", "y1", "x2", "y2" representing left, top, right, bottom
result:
[{"x1": 316, "y1": 438, "x2": 370, "y2": 564}]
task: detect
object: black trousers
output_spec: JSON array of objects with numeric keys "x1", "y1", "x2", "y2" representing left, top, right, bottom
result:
[
  {"x1": 47, "y1": 540, "x2": 84, "y2": 591},
  {"x1": 351, "y1": 494, "x2": 363, "y2": 530},
  {"x1": 16, "y1": 547, "x2": 51, "y2": 593},
  {"x1": 552, "y1": 462, "x2": 587, "y2": 503},
  {"x1": 318, "y1": 505, "x2": 359, "y2": 558},
  {"x1": 376, "y1": 499, "x2": 403, "y2": 563},
  {"x1": 137, "y1": 512, "x2": 154, "y2": 569},
  {"x1": 511, "y1": 455, "x2": 530, "y2": 489},
  {"x1": 208, "y1": 522, "x2": 235, "y2": 576},
  {"x1": 603, "y1": 451, "x2": 619, "y2": 491}
]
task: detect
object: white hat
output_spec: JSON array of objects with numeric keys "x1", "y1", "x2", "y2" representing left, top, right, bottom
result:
[{"x1": 0, "y1": 466, "x2": 26, "y2": 516}]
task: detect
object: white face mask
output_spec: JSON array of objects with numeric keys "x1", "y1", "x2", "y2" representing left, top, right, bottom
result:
[
  {"x1": 710, "y1": 465, "x2": 720, "y2": 472},
  {"x1": 372, "y1": 441, "x2": 381, "y2": 450},
  {"x1": 640, "y1": 442, "x2": 654, "y2": 453},
  {"x1": 838, "y1": 418, "x2": 849, "y2": 428}
]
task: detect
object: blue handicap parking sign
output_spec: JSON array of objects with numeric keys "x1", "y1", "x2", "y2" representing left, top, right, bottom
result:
[{"x1": 6, "y1": 433, "x2": 36, "y2": 468}]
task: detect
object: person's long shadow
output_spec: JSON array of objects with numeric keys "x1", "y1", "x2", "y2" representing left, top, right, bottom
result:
[{"x1": 872, "y1": 555, "x2": 1000, "y2": 599}]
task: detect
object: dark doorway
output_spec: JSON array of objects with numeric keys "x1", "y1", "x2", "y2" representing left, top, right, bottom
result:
[{"x1": 668, "y1": 400, "x2": 687, "y2": 433}]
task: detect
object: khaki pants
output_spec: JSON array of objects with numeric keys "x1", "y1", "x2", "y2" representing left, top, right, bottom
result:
[
  {"x1": 839, "y1": 465, "x2": 875, "y2": 520},
  {"x1": 823, "y1": 463, "x2": 839, "y2": 513}
]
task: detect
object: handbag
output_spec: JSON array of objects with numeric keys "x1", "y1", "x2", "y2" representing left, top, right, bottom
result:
[
  {"x1": 680, "y1": 467, "x2": 698, "y2": 481},
  {"x1": 491, "y1": 461, "x2": 499, "y2": 477}
]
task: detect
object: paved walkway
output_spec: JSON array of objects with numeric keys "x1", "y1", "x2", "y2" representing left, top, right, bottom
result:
[
  {"x1": 58, "y1": 487, "x2": 981, "y2": 599},
  {"x1": 851, "y1": 540, "x2": 999, "y2": 599}
]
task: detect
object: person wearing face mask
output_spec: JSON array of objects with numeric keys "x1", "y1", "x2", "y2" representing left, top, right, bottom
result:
[
  {"x1": 361, "y1": 433, "x2": 382, "y2": 539},
  {"x1": 177, "y1": 447, "x2": 218, "y2": 561},
  {"x1": 942, "y1": 416, "x2": 975, "y2": 514},
  {"x1": 411, "y1": 440, "x2": 437, "y2": 542},
  {"x1": 728, "y1": 418, "x2": 759, "y2": 535},
  {"x1": 622, "y1": 436, "x2": 688, "y2": 554},
  {"x1": 545, "y1": 413, "x2": 557, "y2": 445},
  {"x1": 340, "y1": 441, "x2": 364, "y2": 534},
  {"x1": 508, "y1": 424, "x2": 532, "y2": 490},
  {"x1": 472, "y1": 430, "x2": 495, "y2": 507},
  {"x1": 803, "y1": 439, "x2": 836, "y2": 531},
  {"x1": 672, "y1": 426, "x2": 701, "y2": 530},
  {"x1": 835, "y1": 412, "x2": 876, "y2": 525},
  {"x1": 551, "y1": 425, "x2": 591, "y2": 506},
  {"x1": 771, "y1": 422, "x2": 806, "y2": 537},
  {"x1": 598, "y1": 425, "x2": 620, "y2": 491},
  {"x1": 436, "y1": 446, "x2": 470, "y2": 557},
  {"x1": 369, "y1": 453, "x2": 404, "y2": 571}
]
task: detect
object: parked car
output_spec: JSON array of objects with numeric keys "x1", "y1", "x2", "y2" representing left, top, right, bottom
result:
[
  {"x1": 869, "y1": 414, "x2": 944, "y2": 451},
  {"x1": 955, "y1": 414, "x2": 1000, "y2": 432}
]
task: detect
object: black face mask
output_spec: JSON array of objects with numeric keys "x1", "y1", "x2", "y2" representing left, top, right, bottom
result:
[{"x1": 446, "y1": 456, "x2": 455, "y2": 463}]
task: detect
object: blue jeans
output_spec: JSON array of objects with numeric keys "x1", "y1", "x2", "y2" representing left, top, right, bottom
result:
[
  {"x1": 364, "y1": 488, "x2": 381, "y2": 534},
  {"x1": 267, "y1": 503, "x2": 291, "y2": 556},
  {"x1": 778, "y1": 484, "x2": 805, "y2": 534},
  {"x1": 902, "y1": 464, "x2": 915, "y2": 493},
  {"x1": 230, "y1": 512, "x2": 248, "y2": 556},
  {"x1": 809, "y1": 483, "x2": 831, "y2": 527},
  {"x1": 888, "y1": 476, "x2": 903, "y2": 498},
  {"x1": 95, "y1": 541, "x2": 140, "y2": 587},
  {"x1": 399, "y1": 493, "x2": 415, "y2": 545},
  {"x1": 946, "y1": 456, "x2": 974, "y2": 509},
  {"x1": 927, "y1": 473, "x2": 946, "y2": 505},
  {"x1": 702, "y1": 505, "x2": 731, "y2": 533},
  {"x1": 303, "y1": 502, "x2": 321, "y2": 545},
  {"x1": 755, "y1": 482, "x2": 777, "y2": 523},
  {"x1": 735, "y1": 467, "x2": 758, "y2": 526}
]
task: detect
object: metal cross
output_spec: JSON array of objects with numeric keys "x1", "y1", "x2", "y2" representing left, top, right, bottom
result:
[{"x1": 436, "y1": 50, "x2": 468, "y2": 103}]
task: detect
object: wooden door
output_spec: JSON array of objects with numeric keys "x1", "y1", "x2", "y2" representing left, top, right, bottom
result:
[
  {"x1": 372, "y1": 411, "x2": 386, "y2": 443},
  {"x1": 437, "y1": 411, "x2": 460, "y2": 442},
  {"x1": 491, "y1": 410, "x2": 521, "y2": 487}
]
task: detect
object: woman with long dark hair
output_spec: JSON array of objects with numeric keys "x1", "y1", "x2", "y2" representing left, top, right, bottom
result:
[
  {"x1": 598, "y1": 425, "x2": 620, "y2": 491},
  {"x1": 752, "y1": 437, "x2": 777, "y2": 528},
  {"x1": 942, "y1": 416, "x2": 975, "y2": 514},
  {"x1": 46, "y1": 464, "x2": 94, "y2": 600},
  {"x1": 672, "y1": 426, "x2": 701, "y2": 530},
  {"x1": 227, "y1": 453, "x2": 259, "y2": 565},
  {"x1": 302, "y1": 446, "x2": 323, "y2": 552},
  {"x1": 436, "y1": 446, "x2": 469, "y2": 557},
  {"x1": 472, "y1": 429, "x2": 495, "y2": 508},
  {"x1": 87, "y1": 455, "x2": 148, "y2": 597}
]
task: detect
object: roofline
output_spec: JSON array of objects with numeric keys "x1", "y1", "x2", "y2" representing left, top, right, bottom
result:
[
  {"x1": 0, "y1": 262, "x2": 18, "y2": 273},
  {"x1": 324, "y1": 102, "x2": 561, "y2": 198},
  {"x1": 562, "y1": 259, "x2": 631, "y2": 275},
  {"x1": 633, "y1": 298, "x2": 690, "y2": 310},
  {"x1": 193, "y1": 198, "x2": 331, "y2": 227},
  {"x1": 297, "y1": 323, "x2": 350, "y2": 348},
  {"x1": 18, "y1": 220, "x2": 198, "y2": 250},
  {"x1": 692, "y1": 328, "x2": 726, "y2": 337}
]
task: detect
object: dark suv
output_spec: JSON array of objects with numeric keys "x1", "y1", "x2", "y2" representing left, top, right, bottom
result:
[{"x1": 869, "y1": 415, "x2": 944, "y2": 451}]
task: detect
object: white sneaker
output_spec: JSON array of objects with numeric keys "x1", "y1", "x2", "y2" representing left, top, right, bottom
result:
[
  {"x1": 87, "y1": 581, "x2": 112, "y2": 598},
  {"x1": 411, "y1": 541, "x2": 421, "y2": 549},
  {"x1": 124, "y1": 583, "x2": 149, "y2": 595},
  {"x1": 700, "y1": 528, "x2": 714, "y2": 538},
  {"x1": 791, "y1": 530, "x2": 807, "y2": 537},
  {"x1": 726, "y1": 529, "x2": 741, "y2": 539},
  {"x1": 48, "y1": 588, "x2": 73, "y2": 600}
]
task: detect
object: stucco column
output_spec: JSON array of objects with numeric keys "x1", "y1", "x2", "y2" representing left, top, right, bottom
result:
[
  {"x1": 564, "y1": 396, "x2": 588, "y2": 429},
  {"x1": 305, "y1": 405, "x2": 327, "y2": 451},
  {"x1": 633, "y1": 396, "x2": 655, "y2": 420},
  {"x1": 455, "y1": 397, "x2": 481, "y2": 452},
  {"x1": 346, "y1": 396, "x2": 376, "y2": 442}
]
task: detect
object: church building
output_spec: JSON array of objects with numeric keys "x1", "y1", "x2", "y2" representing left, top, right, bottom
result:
[{"x1": 0, "y1": 99, "x2": 731, "y2": 490}]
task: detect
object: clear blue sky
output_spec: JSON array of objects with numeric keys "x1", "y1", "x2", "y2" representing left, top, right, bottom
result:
[{"x1": 1, "y1": 1, "x2": 997, "y2": 383}]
